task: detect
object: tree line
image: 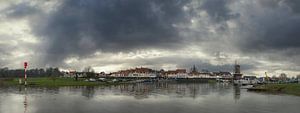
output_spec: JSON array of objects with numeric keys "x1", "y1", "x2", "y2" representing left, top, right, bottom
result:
[{"x1": 0, "y1": 67, "x2": 63, "y2": 78}]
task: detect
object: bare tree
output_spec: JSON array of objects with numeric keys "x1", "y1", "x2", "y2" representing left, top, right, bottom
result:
[
  {"x1": 83, "y1": 66, "x2": 95, "y2": 78},
  {"x1": 279, "y1": 73, "x2": 288, "y2": 81}
]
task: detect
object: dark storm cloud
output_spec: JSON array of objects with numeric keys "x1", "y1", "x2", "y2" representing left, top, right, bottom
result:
[
  {"x1": 234, "y1": 0, "x2": 300, "y2": 60},
  {"x1": 1, "y1": 0, "x2": 300, "y2": 75},
  {"x1": 200, "y1": 0, "x2": 239, "y2": 22},
  {"x1": 29, "y1": 0, "x2": 192, "y2": 66},
  {"x1": 2, "y1": 2, "x2": 40, "y2": 19},
  {"x1": 284, "y1": 0, "x2": 300, "y2": 13},
  {"x1": 238, "y1": 13, "x2": 300, "y2": 52},
  {"x1": 174, "y1": 58, "x2": 255, "y2": 72},
  {"x1": 112, "y1": 56, "x2": 255, "y2": 73},
  {"x1": 190, "y1": 0, "x2": 300, "y2": 54}
]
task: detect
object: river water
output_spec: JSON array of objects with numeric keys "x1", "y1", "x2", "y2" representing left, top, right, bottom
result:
[{"x1": 0, "y1": 82, "x2": 299, "y2": 113}]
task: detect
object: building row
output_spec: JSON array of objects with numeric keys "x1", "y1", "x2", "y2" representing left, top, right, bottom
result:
[
  {"x1": 162, "y1": 69, "x2": 232, "y2": 79},
  {"x1": 62, "y1": 67, "x2": 233, "y2": 79},
  {"x1": 110, "y1": 68, "x2": 156, "y2": 78}
]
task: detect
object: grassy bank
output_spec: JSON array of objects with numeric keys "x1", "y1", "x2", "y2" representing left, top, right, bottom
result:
[
  {"x1": 251, "y1": 84, "x2": 300, "y2": 96},
  {"x1": 0, "y1": 77, "x2": 120, "y2": 87}
]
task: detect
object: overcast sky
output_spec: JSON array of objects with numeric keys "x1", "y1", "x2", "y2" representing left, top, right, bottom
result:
[{"x1": 0, "y1": 0, "x2": 299, "y2": 76}]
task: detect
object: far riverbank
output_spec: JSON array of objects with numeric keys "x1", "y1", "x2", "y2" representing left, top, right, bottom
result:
[
  {"x1": 0, "y1": 77, "x2": 124, "y2": 87},
  {"x1": 249, "y1": 84, "x2": 300, "y2": 96}
]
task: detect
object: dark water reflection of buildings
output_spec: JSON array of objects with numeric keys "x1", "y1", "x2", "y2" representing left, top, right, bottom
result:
[
  {"x1": 15, "y1": 82, "x2": 237, "y2": 112},
  {"x1": 14, "y1": 83, "x2": 236, "y2": 99},
  {"x1": 87, "y1": 82, "x2": 234, "y2": 99},
  {"x1": 81, "y1": 86, "x2": 95, "y2": 99},
  {"x1": 0, "y1": 82, "x2": 297, "y2": 113},
  {"x1": 50, "y1": 82, "x2": 235, "y2": 99}
]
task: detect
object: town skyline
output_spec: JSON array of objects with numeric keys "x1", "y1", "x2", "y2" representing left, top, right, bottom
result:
[
  {"x1": 0, "y1": 0, "x2": 299, "y2": 77},
  {"x1": 0, "y1": 64, "x2": 296, "y2": 78}
]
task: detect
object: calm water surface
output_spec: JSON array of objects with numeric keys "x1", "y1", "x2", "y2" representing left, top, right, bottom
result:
[{"x1": 0, "y1": 83, "x2": 299, "y2": 113}]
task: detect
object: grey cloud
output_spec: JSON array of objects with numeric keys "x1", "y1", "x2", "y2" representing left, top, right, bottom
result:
[
  {"x1": 230, "y1": 0, "x2": 300, "y2": 65},
  {"x1": 30, "y1": 0, "x2": 192, "y2": 66},
  {"x1": 187, "y1": 0, "x2": 300, "y2": 55},
  {"x1": 1, "y1": 0, "x2": 300, "y2": 75},
  {"x1": 238, "y1": 15, "x2": 300, "y2": 51},
  {"x1": 200, "y1": 0, "x2": 239, "y2": 22},
  {"x1": 2, "y1": 2, "x2": 40, "y2": 19},
  {"x1": 175, "y1": 59, "x2": 255, "y2": 72},
  {"x1": 88, "y1": 56, "x2": 255, "y2": 73},
  {"x1": 284, "y1": 0, "x2": 300, "y2": 13}
]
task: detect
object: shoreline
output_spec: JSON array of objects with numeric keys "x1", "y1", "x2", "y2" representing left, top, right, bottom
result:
[
  {"x1": 0, "y1": 77, "x2": 218, "y2": 87},
  {"x1": 0, "y1": 77, "x2": 127, "y2": 87},
  {"x1": 248, "y1": 84, "x2": 300, "y2": 96},
  {"x1": 2, "y1": 78, "x2": 300, "y2": 97}
]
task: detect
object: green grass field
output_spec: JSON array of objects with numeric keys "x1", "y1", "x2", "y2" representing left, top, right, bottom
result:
[
  {"x1": 254, "y1": 84, "x2": 300, "y2": 96},
  {"x1": 0, "y1": 77, "x2": 118, "y2": 87}
]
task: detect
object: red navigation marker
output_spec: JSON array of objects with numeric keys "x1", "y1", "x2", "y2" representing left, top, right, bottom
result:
[
  {"x1": 24, "y1": 62, "x2": 28, "y2": 69},
  {"x1": 24, "y1": 62, "x2": 28, "y2": 85}
]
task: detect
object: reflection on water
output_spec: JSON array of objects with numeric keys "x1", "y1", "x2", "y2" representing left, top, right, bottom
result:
[
  {"x1": 234, "y1": 86, "x2": 241, "y2": 101},
  {"x1": 0, "y1": 83, "x2": 300, "y2": 113},
  {"x1": 82, "y1": 86, "x2": 95, "y2": 99},
  {"x1": 23, "y1": 88, "x2": 28, "y2": 113}
]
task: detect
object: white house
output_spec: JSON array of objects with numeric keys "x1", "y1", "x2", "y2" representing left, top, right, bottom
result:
[{"x1": 165, "y1": 69, "x2": 188, "y2": 78}]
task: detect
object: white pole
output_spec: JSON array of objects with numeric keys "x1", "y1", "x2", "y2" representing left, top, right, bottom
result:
[
  {"x1": 24, "y1": 62, "x2": 28, "y2": 86},
  {"x1": 25, "y1": 68, "x2": 27, "y2": 86}
]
